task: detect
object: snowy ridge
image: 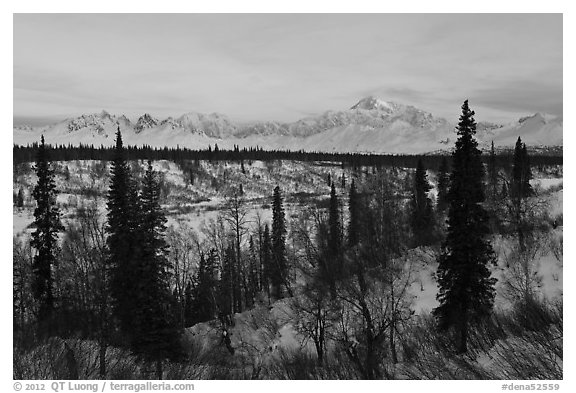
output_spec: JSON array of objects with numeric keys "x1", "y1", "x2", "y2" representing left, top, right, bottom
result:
[
  {"x1": 480, "y1": 113, "x2": 563, "y2": 147},
  {"x1": 176, "y1": 112, "x2": 239, "y2": 138},
  {"x1": 13, "y1": 97, "x2": 563, "y2": 154}
]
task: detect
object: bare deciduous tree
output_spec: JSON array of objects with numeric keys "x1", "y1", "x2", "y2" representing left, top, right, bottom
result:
[
  {"x1": 222, "y1": 190, "x2": 250, "y2": 311},
  {"x1": 59, "y1": 201, "x2": 108, "y2": 377},
  {"x1": 166, "y1": 224, "x2": 201, "y2": 328}
]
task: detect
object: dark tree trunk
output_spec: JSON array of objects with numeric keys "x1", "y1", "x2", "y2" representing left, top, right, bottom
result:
[
  {"x1": 390, "y1": 321, "x2": 398, "y2": 364},
  {"x1": 365, "y1": 344, "x2": 377, "y2": 379},
  {"x1": 99, "y1": 338, "x2": 106, "y2": 378},
  {"x1": 356, "y1": 267, "x2": 379, "y2": 379},
  {"x1": 458, "y1": 314, "x2": 468, "y2": 354},
  {"x1": 156, "y1": 359, "x2": 163, "y2": 380},
  {"x1": 314, "y1": 337, "x2": 324, "y2": 366}
]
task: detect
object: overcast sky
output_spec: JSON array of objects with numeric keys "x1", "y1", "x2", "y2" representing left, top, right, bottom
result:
[{"x1": 13, "y1": 13, "x2": 562, "y2": 125}]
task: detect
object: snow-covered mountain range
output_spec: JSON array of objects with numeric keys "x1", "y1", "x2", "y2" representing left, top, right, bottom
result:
[{"x1": 13, "y1": 97, "x2": 563, "y2": 154}]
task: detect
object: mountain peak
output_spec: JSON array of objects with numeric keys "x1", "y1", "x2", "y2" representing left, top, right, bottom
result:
[
  {"x1": 350, "y1": 96, "x2": 400, "y2": 112},
  {"x1": 135, "y1": 113, "x2": 158, "y2": 133},
  {"x1": 139, "y1": 113, "x2": 156, "y2": 120},
  {"x1": 99, "y1": 110, "x2": 111, "y2": 119}
]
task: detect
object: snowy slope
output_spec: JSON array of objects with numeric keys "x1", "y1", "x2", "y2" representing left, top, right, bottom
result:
[
  {"x1": 13, "y1": 96, "x2": 563, "y2": 154},
  {"x1": 176, "y1": 112, "x2": 239, "y2": 138},
  {"x1": 480, "y1": 113, "x2": 563, "y2": 147}
]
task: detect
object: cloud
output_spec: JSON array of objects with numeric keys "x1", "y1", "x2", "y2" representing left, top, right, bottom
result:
[
  {"x1": 472, "y1": 79, "x2": 563, "y2": 116},
  {"x1": 13, "y1": 14, "x2": 562, "y2": 124},
  {"x1": 13, "y1": 66, "x2": 80, "y2": 93}
]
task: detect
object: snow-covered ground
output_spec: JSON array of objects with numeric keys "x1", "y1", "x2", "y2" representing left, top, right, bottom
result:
[
  {"x1": 13, "y1": 159, "x2": 563, "y2": 376},
  {"x1": 531, "y1": 177, "x2": 563, "y2": 191},
  {"x1": 13, "y1": 159, "x2": 346, "y2": 241}
]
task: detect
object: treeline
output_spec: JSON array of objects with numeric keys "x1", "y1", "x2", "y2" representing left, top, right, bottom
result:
[{"x1": 12, "y1": 142, "x2": 563, "y2": 170}]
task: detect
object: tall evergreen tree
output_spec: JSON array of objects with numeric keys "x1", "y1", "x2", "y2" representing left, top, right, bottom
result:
[
  {"x1": 247, "y1": 236, "x2": 259, "y2": 306},
  {"x1": 487, "y1": 141, "x2": 498, "y2": 201},
  {"x1": 271, "y1": 186, "x2": 288, "y2": 299},
  {"x1": 437, "y1": 157, "x2": 450, "y2": 212},
  {"x1": 433, "y1": 100, "x2": 497, "y2": 353},
  {"x1": 348, "y1": 179, "x2": 360, "y2": 247},
  {"x1": 318, "y1": 182, "x2": 343, "y2": 297},
  {"x1": 106, "y1": 128, "x2": 141, "y2": 343},
  {"x1": 510, "y1": 137, "x2": 534, "y2": 252},
  {"x1": 410, "y1": 159, "x2": 434, "y2": 245},
  {"x1": 521, "y1": 143, "x2": 533, "y2": 196},
  {"x1": 512, "y1": 137, "x2": 533, "y2": 199},
  {"x1": 133, "y1": 161, "x2": 181, "y2": 378},
  {"x1": 31, "y1": 135, "x2": 64, "y2": 329},
  {"x1": 485, "y1": 141, "x2": 505, "y2": 233},
  {"x1": 261, "y1": 224, "x2": 272, "y2": 301},
  {"x1": 328, "y1": 182, "x2": 343, "y2": 272}
]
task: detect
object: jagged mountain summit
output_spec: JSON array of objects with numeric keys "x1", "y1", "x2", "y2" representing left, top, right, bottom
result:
[
  {"x1": 350, "y1": 96, "x2": 402, "y2": 112},
  {"x1": 13, "y1": 97, "x2": 563, "y2": 154},
  {"x1": 135, "y1": 113, "x2": 158, "y2": 133}
]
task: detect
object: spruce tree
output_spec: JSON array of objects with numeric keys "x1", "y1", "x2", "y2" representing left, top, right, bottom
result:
[
  {"x1": 437, "y1": 157, "x2": 450, "y2": 212},
  {"x1": 410, "y1": 159, "x2": 434, "y2": 245},
  {"x1": 348, "y1": 179, "x2": 360, "y2": 247},
  {"x1": 262, "y1": 224, "x2": 272, "y2": 301},
  {"x1": 31, "y1": 135, "x2": 64, "y2": 329},
  {"x1": 433, "y1": 100, "x2": 497, "y2": 353},
  {"x1": 510, "y1": 137, "x2": 534, "y2": 252},
  {"x1": 106, "y1": 128, "x2": 140, "y2": 343},
  {"x1": 487, "y1": 141, "x2": 498, "y2": 201},
  {"x1": 134, "y1": 161, "x2": 181, "y2": 378},
  {"x1": 271, "y1": 186, "x2": 288, "y2": 299},
  {"x1": 328, "y1": 182, "x2": 343, "y2": 273},
  {"x1": 318, "y1": 182, "x2": 343, "y2": 296},
  {"x1": 247, "y1": 236, "x2": 259, "y2": 306},
  {"x1": 521, "y1": 143, "x2": 533, "y2": 196},
  {"x1": 512, "y1": 137, "x2": 533, "y2": 199}
]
